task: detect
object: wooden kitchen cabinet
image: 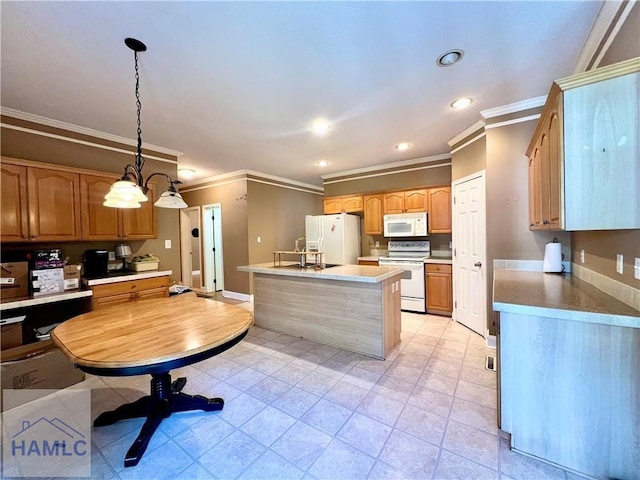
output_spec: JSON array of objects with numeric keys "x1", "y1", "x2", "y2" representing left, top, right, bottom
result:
[
  {"x1": 425, "y1": 263, "x2": 452, "y2": 315},
  {"x1": 527, "y1": 58, "x2": 639, "y2": 230},
  {"x1": 80, "y1": 173, "x2": 157, "y2": 240},
  {"x1": 528, "y1": 87, "x2": 561, "y2": 230},
  {"x1": 88, "y1": 275, "x2": 170, "y2": 310},
  {"x1": 1, "y1": 161, "x2": 82, "y2": 242},
  {"x1": 427, "y1": 187, "x2": 451, "y2": 233},
  {"x1": 383, "y1": 189, "x2": 427, "y2": 214},
  {"x1": 358, "y1": 260, "x2": 379, "y2": 266},
  {"x1": 1, "y1": 163, "x2": 29, "y2": 242},
  {"x1": 323, "y1": 195, "x2": 363, "y2": 214},
  {"x1": 28, "y1": 167, "x2": 82, "y2": 241},
  {"x1": 363, "y1": 194, "x2": 383, "y2": 235}
]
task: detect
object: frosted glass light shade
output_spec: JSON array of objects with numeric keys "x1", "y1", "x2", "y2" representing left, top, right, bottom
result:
[
  {"x1": 154, "y1": 190, "x2": 188, "y2": 209},
  {"x1": 103, "y1": 180, "x2": 148, "y2": 207},
  {"x1": 103, "y1": 198, "x2": 142, "y2": 208}
]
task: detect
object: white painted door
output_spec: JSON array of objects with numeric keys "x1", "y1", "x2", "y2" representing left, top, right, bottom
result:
[
  {"x1": 202, "y1": 204, "x2": 224, "y2": 293},
  {"x1": 452, "y1": 171, "x2": 486, "y2": 337}
]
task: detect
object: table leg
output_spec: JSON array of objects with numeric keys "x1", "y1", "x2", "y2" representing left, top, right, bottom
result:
[{"x1": 93, "y1": 372, "x2": 225, "y2": 467}]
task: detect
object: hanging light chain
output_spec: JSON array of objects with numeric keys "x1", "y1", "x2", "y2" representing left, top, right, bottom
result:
[{"x1": 134, "y1": 49, "x2": 145, "y2": 178}]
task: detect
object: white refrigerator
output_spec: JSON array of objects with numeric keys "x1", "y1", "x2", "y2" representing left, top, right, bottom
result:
[{"x1": 305, "y1": 213, "x2": 361, "y2": 265}]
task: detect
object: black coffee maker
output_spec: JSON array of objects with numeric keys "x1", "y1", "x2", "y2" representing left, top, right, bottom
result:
[{"x1": 83, "y1": 249, "x2": 109, "y2": 278}]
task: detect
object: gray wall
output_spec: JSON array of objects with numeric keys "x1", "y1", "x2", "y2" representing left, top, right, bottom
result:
[{"x1": 181, "y1": 176, "x2": 323, "y2": 295}]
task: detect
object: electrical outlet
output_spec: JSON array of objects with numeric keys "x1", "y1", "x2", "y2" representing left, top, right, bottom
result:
[
  {"x1": 165, "y1": 240, "x2": 171, "y2": 249},
  {"x1": 634, "y1": 257, "x2": 640, "y2": 280},
  {"x1": 375, "y1": 241, "x2": 380, "y2": 248},
  {"x1": 580, "y1": 249, "x2": 585, "y2": 264},
  {"x1": 449, "y1": 241, "x2": 453, "y2": 248},
  {"x1": 616, "y1": 254, "x2": 623, "y2": 274},
  {"x1": 257, "y1": 236, "x2": 261, "y2": 243}
]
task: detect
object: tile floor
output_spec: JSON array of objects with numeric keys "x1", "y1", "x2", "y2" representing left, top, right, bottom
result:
[{"x1": 4, "y1": 304, "x2": 584, "y2": 480}]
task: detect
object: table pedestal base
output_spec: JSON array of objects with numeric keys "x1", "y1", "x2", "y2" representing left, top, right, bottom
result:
[{"x1": 94, "y1": 372, "x2": 224, "y2": 467}]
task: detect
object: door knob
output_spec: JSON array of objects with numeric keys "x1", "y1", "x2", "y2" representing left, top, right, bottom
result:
[{"x1": 474, "y1": 262, "x2": 482, "y2": 267}]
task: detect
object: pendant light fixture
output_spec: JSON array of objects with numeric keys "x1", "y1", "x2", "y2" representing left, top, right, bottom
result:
[{"x1": 104, "y1": 38, "x2": 187, "y2": 209}]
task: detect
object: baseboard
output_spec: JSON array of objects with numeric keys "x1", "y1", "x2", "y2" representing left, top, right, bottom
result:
[{"x1": 222, "y1": 290, "x2": 251, "y2": 302}]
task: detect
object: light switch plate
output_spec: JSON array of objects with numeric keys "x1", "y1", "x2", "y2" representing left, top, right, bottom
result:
[
  {"x1": 616, "y1": 254, "x2": 623, "y2": 274},
  {"x1": 580, "y1": 249, "x2": 585, "y2": 264},
  {"x1": 165, "y1": 240, "x2": 171, "y2": 249},
  {"x1": 635, "y1": 257, "x2": 640, "y2": 280}
]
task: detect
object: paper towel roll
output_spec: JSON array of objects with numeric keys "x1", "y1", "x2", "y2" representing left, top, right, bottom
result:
[{"x1": 543, "y1": 241, "x2": 563, "y2": 273}]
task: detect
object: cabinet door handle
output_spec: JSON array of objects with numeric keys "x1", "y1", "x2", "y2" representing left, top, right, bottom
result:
[
  {"x1": 543, "y1": 220, "x2": 550, "y2": 225},
  {"x1": 474, "y1": 262, "x2": 482, "y2": 267},
  {"x1": 31, "y1": 235, "x2": 37, "y2": 238}
]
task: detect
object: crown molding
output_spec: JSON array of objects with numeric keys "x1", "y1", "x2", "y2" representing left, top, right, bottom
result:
[
  {"x1": 572, "y1": 0, "x2": 636, "y2": 73},
  {"x1": 321, "y1": 153, "x2": 450, "y2": 181},
  {"x1": 484, "y1": 114, "x2": 541, "y2": 130},
  {"x1": 1, "y1": 107, "x2": 183, "y2": 157},
  {"x1": 447, "y1": 120, "x2": 485, "y2": 147},
  {"x1": 449, "y1": 132, "x2": 486, "y2": 155},
  {"x1": 323, "y1": 161, "x2": 452, "y2": 185},
  {"x1": 180, "y1": 169, "x2": 323, "y2": 193},
  {"x1": 480, "y1": 95, "x2": 547, "y2": 119}
]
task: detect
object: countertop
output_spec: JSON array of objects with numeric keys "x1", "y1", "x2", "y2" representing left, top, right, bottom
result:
[
  {"x1": 0, "y1": 290, "x2": 93, "y2": 312},
  {"x1": 357, "y1": 256, "x2": 453, "y2": 265},
  {"x1": 82, "y1": 270, "x2": 172, "y2": 287},
  {"x1": 493, "y1": 269, "x2": 640, "y2": 328},
  {"x1": 238, "y1": 262, "x2": 404, "y2": 283}
]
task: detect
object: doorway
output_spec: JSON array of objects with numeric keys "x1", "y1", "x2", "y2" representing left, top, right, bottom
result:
[
  {"x1": 202, "y1": 203, "x2": 224, "y2": 293},
  {"x1": 179, "y1": 207, "x2": 203, "y2": 289},
  {"x1": 452, "y1": 170, "x2": 487, "y2": 337}
]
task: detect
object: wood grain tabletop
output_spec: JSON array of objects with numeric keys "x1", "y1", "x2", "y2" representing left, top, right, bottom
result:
[{"x1": 51, "y1": 293, "x2": 253, "y2": 370}]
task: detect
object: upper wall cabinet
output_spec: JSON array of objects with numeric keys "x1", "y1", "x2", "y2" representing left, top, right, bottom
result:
[
  {"x1": 383, "y1": 189, "x2": 427, "y2": 214},
  {"x1": 1, "y1": 163, "x2": 29, "y2": 242},
  {"x1": 1, "y1": 162, "x2": 82, "y2": 242},
  {"x1": 427, "y1": 187, "x2": 452, "y2": 233},
  {"x1": 323, "y1": 194, "x2": 363, "y2": 214},
  {"x1": 527, "y1": 57, "x2": 640, "y2": 231},
  {"x1": 1, "y1": 159, "x2": 158, "y2": 243},
  {"x1": 363, "y1": 195, "x2": 383, "y2": 235},
  {"x1": 80, "y1": 174, "x2": 157, "y2": 240}
]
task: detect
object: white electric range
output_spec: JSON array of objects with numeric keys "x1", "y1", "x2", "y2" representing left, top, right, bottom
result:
[{"x1": 378, "y1": 240, "x2": 430, "y2": 313}]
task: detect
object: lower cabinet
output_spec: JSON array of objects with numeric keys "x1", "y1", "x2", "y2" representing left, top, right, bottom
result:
[
  {"x1": 358, "y1": 260, "x2": 379, "y2": 266},
  {"x1": 425, "y1": 264, "x2": 452, "y2": 315},
  {"x1": 88, "y1": 276, "x2": 170, "y2": 310}
]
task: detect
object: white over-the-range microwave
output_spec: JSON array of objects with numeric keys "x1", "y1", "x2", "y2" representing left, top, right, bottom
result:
[{"x1": 383, "y1": 212, "x2": 428, "y2": 237}]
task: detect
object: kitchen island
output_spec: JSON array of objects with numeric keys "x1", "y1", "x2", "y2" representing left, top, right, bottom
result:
[
  {"x1": 493, "y1": 269, "x2": 639, "y2": 479},
  {"x1": 238, "y1": 263, "x2": 404, "y2": 359}
]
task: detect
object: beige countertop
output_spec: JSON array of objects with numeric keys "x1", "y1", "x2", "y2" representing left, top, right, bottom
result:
[
  {"x1": 493, "y1": 269, "x2": 640, "y2": 328},
  {"x1": 0, "y1": 290, "x2": 93, "y2": 312},
  {"x1": 357, "y1": 256, "x2": 380, "y2": 262},
  {"x1": 238, "y1": 262, "x2": 404, "y2": 283},
  {"x1": 424, "y1": 257, "x2": 452, "y2": 264},
  {"x1": 358, "y1": 256, "x2": 453, "y2": 264},
  {"x1": 82, "y1": 270, "x2": 172, "y2": 287}
]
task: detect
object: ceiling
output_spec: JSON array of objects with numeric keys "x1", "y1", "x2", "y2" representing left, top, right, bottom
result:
[{"x1": 1, "y1": 1, "x2": 603, "y2": 187}]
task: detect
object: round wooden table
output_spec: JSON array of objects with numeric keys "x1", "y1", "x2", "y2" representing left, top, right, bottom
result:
[{"x1": 52, "y1": 292, "x2": 253, "y2": 467}]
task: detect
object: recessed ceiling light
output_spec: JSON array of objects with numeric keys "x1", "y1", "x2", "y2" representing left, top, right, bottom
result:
[
  {"x1": 315, "y1": 160, "x2": 329, "y2": 167},
  {"x1": 395, "y1": 143, "x2": 411, "y2": 151},
  {"x1": 436, "y1": 49, "x2": 464, "y2": 67},
  {"x1": 178, "y1": 168, "x2": 196, "y2": 179},
  {"x1": 450, "y1": 97, "x2": 473, "y2": 109},
  {"x1": 309, "y1": 118, "x2": 332, "y2": 136}
]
